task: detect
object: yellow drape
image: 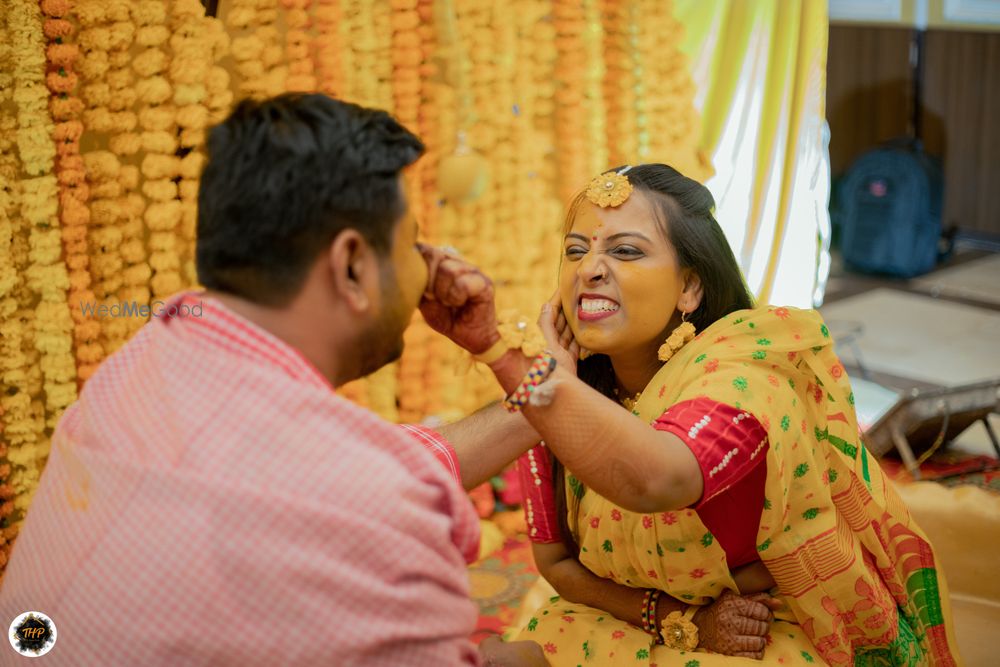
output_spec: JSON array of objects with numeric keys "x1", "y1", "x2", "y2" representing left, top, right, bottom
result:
[{"x1": 675, "y1": 0, "x2": 832, "y2": 308}]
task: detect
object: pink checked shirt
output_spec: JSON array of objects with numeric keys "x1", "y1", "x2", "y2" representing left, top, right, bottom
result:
[{"x1": 0, "y1": 292, "x2": 481, "y2": 666}]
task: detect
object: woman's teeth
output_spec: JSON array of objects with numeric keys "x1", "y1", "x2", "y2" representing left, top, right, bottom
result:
[{"x1": 580, "y1": 298, "x2": 619, "y2": 314}]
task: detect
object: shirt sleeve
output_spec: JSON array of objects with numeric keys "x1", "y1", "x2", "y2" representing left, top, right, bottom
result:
[
  {"x1": 399, "y1": 423, "x2": 462, "y2": 487},
  {"x1": 516, "y1": 442, "x2": 561, "y2": 544},
  {"x1": 652, "y1": 398, "x2": 769, "y2": 507}
]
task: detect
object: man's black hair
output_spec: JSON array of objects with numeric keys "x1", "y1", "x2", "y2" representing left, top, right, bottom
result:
[{"x1": 196, "y1": 93, "x2": 425, "y2": 305}]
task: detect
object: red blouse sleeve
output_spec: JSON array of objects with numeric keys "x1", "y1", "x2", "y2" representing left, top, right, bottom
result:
[
  {"x1": 652, "y1": 398, "x2": 769, "y2": 507},
  {"x1": 515, "y1": 399, "x2": 767, "y2": 545},
  {"x1": 516, "y1": 443, "x2": 561, "y2": 544}
]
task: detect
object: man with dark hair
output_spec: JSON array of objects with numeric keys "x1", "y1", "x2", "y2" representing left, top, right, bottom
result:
[{"x1": 0, "y1": 94, "x2": 544, "y2": 665}]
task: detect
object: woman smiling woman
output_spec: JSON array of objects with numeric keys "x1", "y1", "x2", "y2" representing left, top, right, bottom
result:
[{"x1": 480, "y1": 164, "x2": 960, "y2": 666}]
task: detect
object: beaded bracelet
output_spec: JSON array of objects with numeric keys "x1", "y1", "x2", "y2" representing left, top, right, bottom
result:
[
  {"x1": 502, "y1": 352, "x2": 556, "y2": 413},
  {"x1": 640, "y1": 589, "x2": 663, "y2": 641}
]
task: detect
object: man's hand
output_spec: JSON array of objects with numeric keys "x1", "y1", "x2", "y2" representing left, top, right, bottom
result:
[
  {"x1": 478, "y1": 636, "x2": 549, "y2": 666},
  {"x1": 418, "y1": 244, "x2": 500, "y2": 355},
  {"x1": 689, "y1": 589, "x2": 782, "y2": 660}
]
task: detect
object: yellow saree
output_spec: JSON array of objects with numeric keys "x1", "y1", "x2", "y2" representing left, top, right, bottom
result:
[{"x1": 511, "y1": 307, "x2": 960, "y2": 666}]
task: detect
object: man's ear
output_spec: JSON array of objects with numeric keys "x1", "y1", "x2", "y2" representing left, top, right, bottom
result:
[
  {"x1": 679, "y1": 269, "x2": 704, "y2": 314},
  {"x1": 328, "y1": 229, "x2": 378, "y2": 314}
]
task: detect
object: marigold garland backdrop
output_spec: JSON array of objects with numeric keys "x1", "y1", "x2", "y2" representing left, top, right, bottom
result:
[{"x1": 0, "y1": 0, "x2": 829, "y2": 577}]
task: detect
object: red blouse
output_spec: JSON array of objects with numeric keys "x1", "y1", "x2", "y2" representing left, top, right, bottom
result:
[{"x1": 517, "y1": 397, "x2": 769, "y2": 568}]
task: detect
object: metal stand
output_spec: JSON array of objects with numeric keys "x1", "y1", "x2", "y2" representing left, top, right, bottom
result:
[
  {"x1": 890, "y1": 423, "x2": 923, "y2": 480},
  {"x1": 983, "y1": 416, "x2": 1000, "y2": 459}
]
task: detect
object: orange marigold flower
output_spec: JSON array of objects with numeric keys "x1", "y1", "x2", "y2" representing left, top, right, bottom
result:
[
  {"x1": 46, "y1": 70, "x2": 78, "y2": 94},
  {"x1": 49, "y1": 96, "x2": 85, "y2": 121},
  {"x1": 43, "y1": 18, "x2": 74, "y2": 39},
  {"x1": 46, "y1": 43, "x2": 80, "y2": 66},
  {"x1": 54, "y1": 120, "x2": 84, "y2": 142},
  {"x1": 40, "y1": 0, "x2": 73, "y2": 18}
]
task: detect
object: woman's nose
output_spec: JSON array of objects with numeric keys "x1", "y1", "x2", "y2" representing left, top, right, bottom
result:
[{"x1": 578, "y1": 252, "x2": 608, "y2": 284}]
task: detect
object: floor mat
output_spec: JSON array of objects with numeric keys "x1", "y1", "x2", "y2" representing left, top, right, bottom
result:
[
  {"x1": 819, "y1": 288, "x2": 1000, "y2": 386},
  {"x1": 880, "y1": 449, "x2": 1000, "y2": 492},
  {"x1": 912, "y1": 253, "x2": 1000, "y2": 306},
  {"x1": 469, "y1": 534, "x2": 539, "y2": 644}
]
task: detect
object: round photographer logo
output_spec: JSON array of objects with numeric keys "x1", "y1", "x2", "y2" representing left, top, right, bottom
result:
[{"x1": 8, "y1": 612, "x2": 57, "y2": 657}]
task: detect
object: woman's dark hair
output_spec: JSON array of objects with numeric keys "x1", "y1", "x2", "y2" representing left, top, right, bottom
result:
[
  {"x1": 553, "y1": 163, "x2": 755, "y2": 556},
  {"x1": 196, "y1": 93, "x2": 424, "y2": 306}
]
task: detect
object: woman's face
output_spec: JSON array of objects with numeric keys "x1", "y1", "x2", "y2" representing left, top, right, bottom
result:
[{"x1": 559, "y1": 191, "x2": 690, "y2": 358}]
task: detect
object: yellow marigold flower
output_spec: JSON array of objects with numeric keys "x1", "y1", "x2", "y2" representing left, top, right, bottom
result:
[
  {"x1": 122, "y1": 264, "x2": 152, "y2": 286},
  {"x1": 140, "y1": 154, "x2": 180, "y2": 180},
  {"x1": 178, "y1": 180, "x2": 199, "y2": 202},
  {"x1": 135, "y1": 76, "x2": 172, "y2": 105},
  {"x1": 135, "y1": 25, "x2": 170, "y2": 48},
  {"x1": 179, "y1": 152, "x2": 204, "y2": 180},
  {"x1": 107, "y1": 21, "x2": 135, "y2": 51},
  {"x1": 141, "y1": 130, "x2": 178, "y2": 155},
  {"x1": 108, "y1": 133, "x2": 141, "y2": 157},
  {"x1": 138, "y1": 106, "x2": 174, "y2": 131},
  {"x1": 144, "y1": 201, "x2": 182, "y2": 231},
  {"x1": 142, "y1": 178, "x2": 177, "y2": 202},
  {"x1": 134, "y1": 0, "x2": 167, "y2": 26},
  {"x1": 133, "y1": 48, "x2": 168, "y2": 78},
  {"x1": 119, "y1": 239, "x2": 146, "y2": 264},
  {"x1": 78, "y1": 51, "x2": 110, "y2": 81},
  {"x1": 108, "y1": 50, "x2": 131, "y2": 69},
  {"x1": 173, "y1": 84, "x2": 207, "y2": 107},
  {"x1": 117, "y1": 165, "x2": 140, "y2": 190},
  {"x1": 151, "y1": 272, "x2": 183, "y2": 297}
]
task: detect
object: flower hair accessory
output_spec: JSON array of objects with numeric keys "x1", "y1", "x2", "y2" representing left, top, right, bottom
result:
[{"x1": 586, "y1": 166, "x2": 634, "y2": 208}]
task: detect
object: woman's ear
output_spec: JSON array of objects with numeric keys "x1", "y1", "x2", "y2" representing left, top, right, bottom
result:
[
  {"x1": 328, "y1": 229, "x2": 377, "y2": 314},
  {"x1": 679, "y1": 269, "x2": 704, "y2": 314}
]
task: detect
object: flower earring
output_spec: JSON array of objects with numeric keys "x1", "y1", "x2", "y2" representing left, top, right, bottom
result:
[{"x1": 657, "y1": 311, "x2": 696, "y2": 362}]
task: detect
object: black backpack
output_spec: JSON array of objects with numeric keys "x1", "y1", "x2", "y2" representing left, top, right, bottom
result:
[{"x1": 835, "y1": 140, "x2": 944, "y2": 278}]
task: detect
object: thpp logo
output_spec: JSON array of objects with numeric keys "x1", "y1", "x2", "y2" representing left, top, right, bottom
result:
[{"x1": 8, "y1": 611, "x2": 57, "y2": 657}]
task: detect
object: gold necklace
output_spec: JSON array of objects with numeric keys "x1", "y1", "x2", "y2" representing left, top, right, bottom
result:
[{"x1": 613, "y1": 387, "x2": 642, "y2": 411}]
